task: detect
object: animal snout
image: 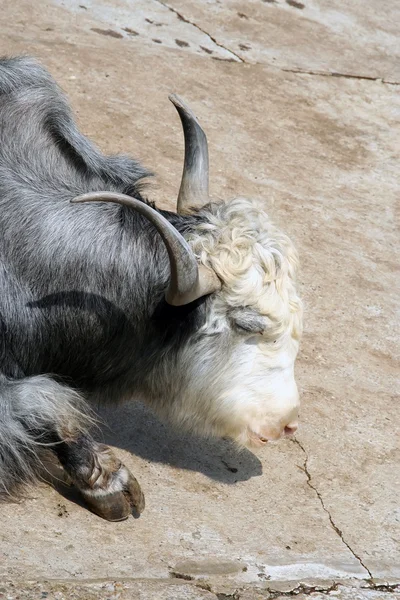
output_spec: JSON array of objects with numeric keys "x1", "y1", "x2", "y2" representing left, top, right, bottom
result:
[
  {"x1": 269, "y1": 419, "x2": 298, "y2": 441},
  {"x1": 283, "y1": 422, "x2": 298, "y2": 437},
  {"x1": 254, "y1": 419, "x2": 299, "y2": 444}
]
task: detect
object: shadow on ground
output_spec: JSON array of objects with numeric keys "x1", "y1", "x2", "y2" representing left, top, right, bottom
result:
[
  {"x1": 39, "y1": 401, "x2": 262, "y2": 519},
  {"x1": 98, "y1": 401, "x2": 263, "y2": 485}
]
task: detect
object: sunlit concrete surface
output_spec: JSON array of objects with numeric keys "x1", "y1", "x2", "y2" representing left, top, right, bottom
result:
[{"x1": 0, "y1": 0, "x2": 399, "y2": 597}]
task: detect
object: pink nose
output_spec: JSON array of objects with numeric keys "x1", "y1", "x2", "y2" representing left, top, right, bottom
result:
[{"x1": 283, "y1": 422, "x2": 298, "y2": 437}]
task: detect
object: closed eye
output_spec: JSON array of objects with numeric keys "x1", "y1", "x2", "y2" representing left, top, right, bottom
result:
[{"x1": 235, "y1": 322, "x2": 264, "y2": 335}]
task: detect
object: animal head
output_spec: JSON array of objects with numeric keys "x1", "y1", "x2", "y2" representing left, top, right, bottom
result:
[
  {"x1": 185, "y1": 197, "x2": 302, "y2": 447},
  {"x1": 72, "y1": 96, "x2": 303, "y2": 448}
]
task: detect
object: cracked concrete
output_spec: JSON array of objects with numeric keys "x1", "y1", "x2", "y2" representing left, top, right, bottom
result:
[
  {"x1": 157, "y1": 0, "x2": 400, "y2": 79},
  {"x1": 292, "y1": 440, "x2": 373, "y2": 579},
  {"x1": 0, "y1": 579, "x2": 399, "y2": 599},
  {"x1": 52, "y1": 0, "x2": 242, "y2": 61},
  {"x1": 281, "y1": 69, "x2": 400, "y2": 86},
  {"x1": 153, "y1": 0, "x2": 245, "y2": 62},
  {"x1": 0, "y1": 0, "x2": 399, "y2": 598}
]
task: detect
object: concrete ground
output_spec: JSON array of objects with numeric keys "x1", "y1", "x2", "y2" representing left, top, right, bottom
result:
[{"x1": 0, "y1": 0, "x2": 399, "y2": 598}]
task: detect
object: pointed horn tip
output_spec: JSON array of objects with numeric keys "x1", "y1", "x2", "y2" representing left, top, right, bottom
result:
[
  {"x1": 169, "y1": 93, "x2": 200, "y2": 122},
  {"x1": 168, "y1": 93, "x2": 184, "y2": 109}
]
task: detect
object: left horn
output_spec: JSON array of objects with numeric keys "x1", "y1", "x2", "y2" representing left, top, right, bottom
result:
[{"x1": 71, "y1": 192, "x2": 220, "y2": 306}]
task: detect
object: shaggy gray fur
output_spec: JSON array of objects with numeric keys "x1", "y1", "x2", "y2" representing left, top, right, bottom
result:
[{"x1": 0, "y1": 56, "x2": 210, "y2": 495}]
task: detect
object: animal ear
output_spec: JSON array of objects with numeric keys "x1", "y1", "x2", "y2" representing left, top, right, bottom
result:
[
  {"x1": 71, "y1": 192, "x2": 220, "y2": 306},
  {"x1": 229, "y1": 307, "x2": 272, "y2": 335}
]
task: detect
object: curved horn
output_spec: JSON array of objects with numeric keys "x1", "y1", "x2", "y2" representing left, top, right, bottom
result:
[
  {"x1": 71, "y1": 192, "x2": 220, "y2": 306},
  {"x1": 169, "y1": 94, "x2": 209, "y2": 214}
]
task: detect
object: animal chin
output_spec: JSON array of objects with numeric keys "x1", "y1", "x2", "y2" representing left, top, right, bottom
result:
[{"x1": 247, "y1": 428, "x2": 269, "y2": 447}]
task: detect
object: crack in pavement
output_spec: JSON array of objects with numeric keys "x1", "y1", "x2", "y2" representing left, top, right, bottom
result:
[
  {"x1": 263, "y1": 582, "x2": 339, "y2": 597},
  {"x1": 204, "y1": 581, "x2": 400, "y2": 598},
  {"x1": 266, "y1": 582, "x2": 400, "y2": 597},
  {"x1": 139, "y1": 7, "x2": 400, "y2": 84},
  {"x1": 153, "y1": 0, "x2": 244, "y2": 62},
  {"x1": 56, "y1": 0, "x2": 400, "y2": 83},
  {"x1": 281, "y1": 68, "x2": 400, "y2": 85},
  {"x1": 292, "y1": 438, "x2": 373, "y2": 579},
  {"x1": 4, "y1": 578, "x2": 399, "y2": 598},
  {"x1": 362, "y1": 582, "x2": 400, "y2": 593},
  {"x1": 145, "y1": 4, "x2": 399, "y2": 83}
]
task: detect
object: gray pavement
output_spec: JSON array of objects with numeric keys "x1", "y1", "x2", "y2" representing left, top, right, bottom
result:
[{"x1": 0, "y1": 0, "x2": 399, "y2": 597}]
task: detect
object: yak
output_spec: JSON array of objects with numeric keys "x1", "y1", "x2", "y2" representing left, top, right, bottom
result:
[{"x1": 0, "y1": 56, "x2": 302, "y2": 521}]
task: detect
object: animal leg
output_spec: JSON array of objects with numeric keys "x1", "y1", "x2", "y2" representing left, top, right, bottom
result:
[
  {"x1": 0, "y1": 374, "x2": 90, "y2": 496},
  {"x1": 0, "y1": 374, "x2": 143, "y2": 520}
]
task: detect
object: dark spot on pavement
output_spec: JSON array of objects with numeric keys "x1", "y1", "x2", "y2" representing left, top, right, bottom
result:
[
  {"x1": 152, "y1": 38, "x2": 162, "y2": 44},
  {"x1": 239, "y1": 43, "x2": 251, "y2": 51},
  {"x1": 91, "y1": 28, "x2": 123, "y2": 38},
  {"x1": 44, "y1": 27, "x2": 53, "y2": 31},
  {"x1": 79, "y1": 4, "x2": 87, "y2": 8},
  {"x1": 57, "y1": 503, "x2": 69, "y2": 517},
  {"x1": 262, "y1": 0, "x2": 277, "y2": 3},
  {"x1": 146, "y1": 17, "x2": 163, "y2": 26},
  {"x1": 237, "y1": 12, "x2": 249, "y2": 18},
  {"x1": 286, "y1": 0, "x2": 305, "y2": 7},
  {"x1": 175, "y1": 39, "x2": 189, "y2": 47},
  {"x1": 200, "y1": 46, "x2": 213, "y2": 54},
  {"x1": 222, "y1": 459, "x2": 238, "y2": 473},
  {"x1": 169, "y1": 571, "x2": 194, "y2": 581},
  {"x1": 123, "y1": 27, "x2": 139, "y2": 36}
]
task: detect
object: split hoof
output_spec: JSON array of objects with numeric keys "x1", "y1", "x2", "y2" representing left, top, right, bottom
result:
[
  {"x1": 81, "y1": 466, "x2": 145, "y2": 522},
  {"x1": 83, "y1": 490, "x2": 132, "y2": 521}
]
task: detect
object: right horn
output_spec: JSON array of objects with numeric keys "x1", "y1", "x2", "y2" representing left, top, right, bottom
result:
[
  {"x1": 169, "y1": 94, "x2": 209, "y2": 214},
  {"x1": 71, "y1": 192, "x2": 221, "y2": 306}
]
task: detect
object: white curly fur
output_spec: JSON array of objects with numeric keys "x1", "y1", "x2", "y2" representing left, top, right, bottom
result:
[
  {"x1": 191, "y1": 198, "x2": 302, "y2": 337},
  {"x1": 181, "y1": 197, "x2": 303, "y2": 446}
]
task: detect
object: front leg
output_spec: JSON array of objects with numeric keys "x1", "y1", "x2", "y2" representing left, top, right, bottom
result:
[{"x1": 54, "y1": 435, "x2": 145, "y2": 521}]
